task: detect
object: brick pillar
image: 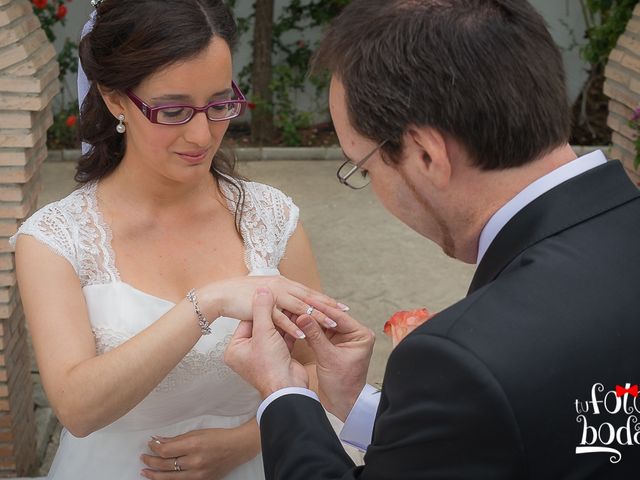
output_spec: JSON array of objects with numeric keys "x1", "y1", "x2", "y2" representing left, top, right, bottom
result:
[
  {"x1": 0, "y1": 0, "x2": 59, "y2": 475},
  {"x1": 604, "y1": 3, "x2": 640, "y2": 185}
]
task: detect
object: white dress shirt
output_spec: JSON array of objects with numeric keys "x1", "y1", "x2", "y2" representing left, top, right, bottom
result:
[
  {"x1": 256, "y1": 150, "x2": 608, "y2": 451},
  {"x1": 476, "y1": 149, "x2": 606, "y2": 264}
]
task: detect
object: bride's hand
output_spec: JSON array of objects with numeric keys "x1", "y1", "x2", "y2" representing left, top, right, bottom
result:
[
  {"x1": 141, "y1": 424, "x2": 259, "y2": 480},
  {"x1": 198, "y1": 275, "x2": 339, "y2": 339}
]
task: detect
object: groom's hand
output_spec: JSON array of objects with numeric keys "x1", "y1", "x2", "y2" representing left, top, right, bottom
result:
[
  {"x1": 296, "y1": 302, "x2": 375, "y2": 421},
  {"x1": 224, "y1": 288, "x2": 309, "y2": 399}
]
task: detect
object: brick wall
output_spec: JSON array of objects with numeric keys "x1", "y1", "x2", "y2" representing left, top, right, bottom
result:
[
  {"x1": 0, "y1": 0, "x2": 58, "y2": 475},
  {"x1": 604, "y1": 3, "x2": 640, "y2": 185}
]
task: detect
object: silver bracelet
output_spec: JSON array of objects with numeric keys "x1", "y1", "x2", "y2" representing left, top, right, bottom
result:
[{"x1": 186, "y1": 288, "x2": 212, "y2": 335}]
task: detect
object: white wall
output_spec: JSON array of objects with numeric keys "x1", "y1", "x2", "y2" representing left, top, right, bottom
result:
[
  {"x1": 530, "y1": 0, "x2": 589, "y2": 102},
  {"x1": 54, "y1": 1, "x2": 590, "y2": 110}
]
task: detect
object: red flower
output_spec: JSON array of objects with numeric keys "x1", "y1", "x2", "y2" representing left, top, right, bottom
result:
[
  {"x1": 32, "y1": 0, "x2": 47, "y2": 9},
  {"x1": 55, "y1": 4, "x2": 67, "y2": 19},
  {"x1": 247, "y1": 102, "x2": 257, "y2": 110},
  {"x1": 65, "y1": 115, "x2": 77, "y2": 128},
  {"x1": 383, "y1": 308, "x2": 434, "y2": 347}
]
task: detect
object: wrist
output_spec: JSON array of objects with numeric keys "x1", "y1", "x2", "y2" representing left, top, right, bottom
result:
[
  {"x1": 322, "y1": 381, "x2": 366, "y2": 422},
  {"x1": 258, "y1": 380, "x2": 309, "y2": 401},
  {"x1": 229, "y1": 420, "x2": 261, "y2": 461},
  {"x1": 196, "y1": 285, "x2": 223, "y2": 320},
  {"x1": 335, "y1": 392, "x2": 361, "y2": 422}
]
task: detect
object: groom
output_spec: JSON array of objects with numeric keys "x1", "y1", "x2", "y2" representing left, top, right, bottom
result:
[{"x1": 226, "y1": 0, "x2": 640, "y2": 478}]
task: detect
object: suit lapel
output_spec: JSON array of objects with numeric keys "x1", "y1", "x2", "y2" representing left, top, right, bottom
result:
[{"x1": 468, "y1": 160, "x2": 639, "y2": 294}]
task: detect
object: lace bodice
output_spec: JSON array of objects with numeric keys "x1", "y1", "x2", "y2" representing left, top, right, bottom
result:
[
  {"x1": 11, "y1": 179, "x2": 299, "y2": 286},
  {"x1": 10, "y1": 179, "x2": 299, "y2": 417}
]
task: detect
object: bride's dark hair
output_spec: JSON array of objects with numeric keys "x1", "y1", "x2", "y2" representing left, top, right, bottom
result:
[{"x1": 77, "y1": 0, "x2": 246, "y2": 226}]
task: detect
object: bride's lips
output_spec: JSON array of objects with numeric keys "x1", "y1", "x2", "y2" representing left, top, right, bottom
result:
[{"x1": 176, "y1": 149, "x2": 209, "y2": 164}]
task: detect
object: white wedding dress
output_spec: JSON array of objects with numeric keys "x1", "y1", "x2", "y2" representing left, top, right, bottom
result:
[{"x1": 11, "y1": 179, "x2": 300, "y2": 479}]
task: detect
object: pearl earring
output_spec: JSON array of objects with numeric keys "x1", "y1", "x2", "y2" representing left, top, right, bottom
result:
[{"x1": 116, "y1": 114, "x2": 126, "y2": 134}]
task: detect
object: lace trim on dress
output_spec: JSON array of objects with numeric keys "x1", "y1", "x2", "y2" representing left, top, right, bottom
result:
[
  {"x1": 9, "y1": 202, "x2": 78, "y2": 272},
  {"x1": 93, "y1": 327, "x2": 234, "y2": 392},
  {"x1": 220, "y1": 179, "x2": 299, "y2": 271},
  {"x1": 13, "y1": 179, "x2": 299, "y2": 284},
  {"x1": 83, "y1": 182, "x2": 120, "y2": 283},
  {"x1": 10, "y1": 182, "x2": 120, "y2": 286}
]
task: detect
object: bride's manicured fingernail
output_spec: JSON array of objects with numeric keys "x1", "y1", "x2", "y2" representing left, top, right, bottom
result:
[
  {"x1": 150, "y1": 436, "x2": 161, "y2": 444},
  {"x1": 325, "y1": 318, "x2": 338, "y2": 328},
  {"x1": 337, "y1": 302, "x2": 350, "y2": 312},
  {"x1": 296, "y1": 329, "x2": 306, "y2": 339}
]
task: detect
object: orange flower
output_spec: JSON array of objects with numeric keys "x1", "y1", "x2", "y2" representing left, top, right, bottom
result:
[
  {"x1": 55, "y1": 4, "x2": 67, "y2": 19},
  {"x1": 383, "y1": 308, "x2": 433, "y2": 347},
  {"x1": 65, "y1": 115, "x2": 77, "y2": 127}
]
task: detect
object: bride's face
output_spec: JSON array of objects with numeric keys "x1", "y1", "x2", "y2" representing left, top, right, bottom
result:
[{"x1": 106, "y1": 37, "x2": 234, "y2": 183}]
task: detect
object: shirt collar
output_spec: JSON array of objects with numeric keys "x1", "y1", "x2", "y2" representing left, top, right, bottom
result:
[{"x1": 476, "y1": 150, "x2": 608, "y2": 265}]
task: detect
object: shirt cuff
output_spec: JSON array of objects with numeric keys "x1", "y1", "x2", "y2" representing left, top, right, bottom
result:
[
  {"x1": 256, "y1": 387, "x2": 319, "y2": 425},
  {"x1": 339, "y1": 384, "x2": 381, "y2": 452}
]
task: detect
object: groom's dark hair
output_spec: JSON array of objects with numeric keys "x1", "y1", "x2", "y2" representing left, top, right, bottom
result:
[{"x1": 313, "y1": 0, "x2": 571, "y2": 170}]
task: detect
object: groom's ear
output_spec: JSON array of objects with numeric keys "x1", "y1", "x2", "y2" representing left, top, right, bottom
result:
[
  {"x1": 97, "y1": 85, "x2": 127, "y2": 118},
  {"x1": 402, "y1": 126, "x2": 452, "y2": 191}
]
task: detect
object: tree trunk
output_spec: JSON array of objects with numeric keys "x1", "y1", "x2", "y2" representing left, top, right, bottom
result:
[{"x1": 251, "y1": 0, "x2": 275, "y2": 145}]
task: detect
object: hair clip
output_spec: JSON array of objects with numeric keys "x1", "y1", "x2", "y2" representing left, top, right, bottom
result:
[{"x1": 91, "y1": 0, "x2": 103, "y2": 7}]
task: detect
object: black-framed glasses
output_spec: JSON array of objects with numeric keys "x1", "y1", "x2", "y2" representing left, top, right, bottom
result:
[
  {"x1": 126, "y1": 81, "x2": 247, "y2": 125},
  {"x1": 336, "y1": 140, "x2": 387, "y2": 190}
]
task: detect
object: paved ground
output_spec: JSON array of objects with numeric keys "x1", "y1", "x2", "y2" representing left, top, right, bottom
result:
[{"x1": 23, "y1": 159, "x2": 475, "y2": 476}]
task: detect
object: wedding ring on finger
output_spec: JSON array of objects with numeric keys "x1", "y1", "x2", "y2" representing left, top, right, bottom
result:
[
  {"x1": 174, "y1": 457, "x2": 182, "y2": 472},
  {"x1": 305, "y1": 305, "x2": 337, "y2": 328}
]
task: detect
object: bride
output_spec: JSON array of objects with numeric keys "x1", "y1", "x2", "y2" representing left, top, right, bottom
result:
[{"x1": 11, "y1": 0, "x2": 341, "y2": 478}]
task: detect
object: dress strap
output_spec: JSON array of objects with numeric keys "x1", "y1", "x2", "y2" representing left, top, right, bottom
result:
[
  {"x1": 220, "y1": 179, "x2": 299, "y2": 272},
  {"x1": 10, "y1": 182, "x2": 120, "y2": 286}
]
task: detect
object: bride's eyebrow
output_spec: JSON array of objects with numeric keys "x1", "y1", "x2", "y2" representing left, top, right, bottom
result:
[{"x1": 150, "y1": 88, "x2": 234, "y2": 102}]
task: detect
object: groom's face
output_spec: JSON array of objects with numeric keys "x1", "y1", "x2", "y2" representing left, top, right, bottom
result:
[
  {"x1": 329, "y1": 77, "x2": 454, "y2": 250},
  {"x1": 329, "y1": 78, "x2": 407, "y2": 220}
]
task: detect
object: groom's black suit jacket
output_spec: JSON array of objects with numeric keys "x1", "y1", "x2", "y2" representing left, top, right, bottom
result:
[{"x1": 260, "y1": 160, "x2": 640, "y2": 479}]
